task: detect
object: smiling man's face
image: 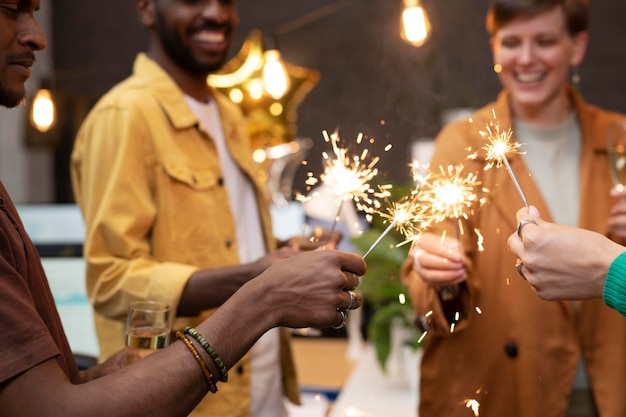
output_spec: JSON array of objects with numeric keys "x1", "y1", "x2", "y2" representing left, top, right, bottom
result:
[{"x1": 0, "y1": 0, "x2": 47, "y2": 108}]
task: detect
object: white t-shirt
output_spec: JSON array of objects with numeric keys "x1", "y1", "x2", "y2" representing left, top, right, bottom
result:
[{"x1": 185, "y1": 96, "x2": 286, "y2": 417}]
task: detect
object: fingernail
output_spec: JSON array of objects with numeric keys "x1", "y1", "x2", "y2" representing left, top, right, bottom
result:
[{"x1": 529, "y1": 205, "x2": 541, "y2": 218}]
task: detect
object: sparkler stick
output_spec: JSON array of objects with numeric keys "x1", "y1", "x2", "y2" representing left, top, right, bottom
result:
[
  {"x1": 362, "y1": 221, "x2": 396, "y2": 259},
  {"x1": 500, "y1": 154, "x2": 528, "y2": 208},
  {"x1": 356, "y1": 183, "x2": 430, "y2": 365},
  {"x1": 478, "y1": 115, "x2": 529, "y2": 208},
  {"x1": 327, "y1": 198, "x2": 345, "y2": 238},
  {"x1": 454, "y1": 217, "x2": 464, "y2": 251}
]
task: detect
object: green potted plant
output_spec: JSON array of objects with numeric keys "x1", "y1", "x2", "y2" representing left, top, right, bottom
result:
[{"x1": 350, "y1": 190, "x2": 424, "y2": 372}]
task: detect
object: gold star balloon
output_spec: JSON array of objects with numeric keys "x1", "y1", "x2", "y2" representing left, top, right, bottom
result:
[{"x1": 208, "y1": 29, "x2": 320, "y2": 150}]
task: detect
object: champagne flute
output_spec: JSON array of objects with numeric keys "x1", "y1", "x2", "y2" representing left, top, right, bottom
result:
[
  {"x1": 607, "y1": 121, "x2": 626, "y2": 191},
  {"x1": 125, "y1": 300, "x2": 171, "y2": 364}
]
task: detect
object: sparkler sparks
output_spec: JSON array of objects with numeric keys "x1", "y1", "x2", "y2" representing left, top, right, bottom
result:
[
  {"x1": 462, "y1": 386, "x2": 484, "y2": 416},
  {"x1": 379, "y1": 197, "x2": 429, "y2": 241},
  {"x1": 298, "y1": 130, "x2": 390, "y2": 234},
  {"x1": 320, "y1": 131, "x2": 379, "y2": 206},
  {"x1": 474, "y1": 228, "x2": 485, "y2": 252},
  {"x1": 418, "y1": 164, "x2": 485, "y2": 306},
  {"x1": 422, "y1": 164, "x2": 483, "y2": 223},
  {"x1": 361, "y1": 189, "x2": 431, "y2": 258},
  {"x1": 465, "y1": 399, "x2": 481, "y2": 416},
  {"x1": 472, "y1": 113, "x2": 529, "y2": 207},
  {"x1": 361, "y1": 162, "x2": 433, "y2": 258},
  {"x1": 362, "y1": 163, "x2": 485, "y2": 263},
  {"x1": 479, "y1": 121, "x2": 521, "y2": 170}
]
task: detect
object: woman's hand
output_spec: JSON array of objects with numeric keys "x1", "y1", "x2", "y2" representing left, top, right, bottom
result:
[{"x1": 408, "y1": 232, "x2": 467, "y2": 288}]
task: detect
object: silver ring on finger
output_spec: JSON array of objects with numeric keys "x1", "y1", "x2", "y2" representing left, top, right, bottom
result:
[
  {"x1": 333, "y1": 309, "x2": 348, "y2": 329},
  {"x1": 515, "y1": 261, "x2": 527, "y2": 280},
  {"x1": 346, "y1": 290, "x2": 358, "y2": 310},
  {"x1": 517, "y1": 219, "x2": 538, "y2": 240}
]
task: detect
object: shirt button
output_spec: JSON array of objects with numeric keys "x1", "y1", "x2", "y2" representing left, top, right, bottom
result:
[
  {"x1": 217, "y1": 177, "x2": 224, "y2": 186},
  {"x1": 504, "y1": 341, "x2": 518, "y2": 358},
  {"x1": 225, "y1": 240, "x2": 232, "y2": 248}
]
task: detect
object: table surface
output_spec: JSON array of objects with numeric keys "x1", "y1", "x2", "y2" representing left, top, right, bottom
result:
[
  {"x1": 329, "y1": 344, "x2": 419, "y2": 417},
  {"x1": 291, "y1": 338, "x2": 419, "y2": 417}
]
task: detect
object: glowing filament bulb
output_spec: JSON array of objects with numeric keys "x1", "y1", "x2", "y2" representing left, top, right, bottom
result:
[
  {"x1": 401, "y1": 0, "x2": 430, "y2": 47},
  {"x1": 31, "y1": 88, "x2": 55, "y2": 132}
]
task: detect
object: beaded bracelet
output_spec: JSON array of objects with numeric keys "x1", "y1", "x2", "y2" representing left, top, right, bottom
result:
[
  {"x1": 175, "y1": 331, "x2": 218, "y2": 393},
  {"x1": 183, "y1": 326, "x2": 229, "y2": 382}
]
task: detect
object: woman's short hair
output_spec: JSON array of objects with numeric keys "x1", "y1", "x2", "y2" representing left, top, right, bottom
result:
[{"x1": 486, "y1": 0, "x2": 589, "y2": 36}]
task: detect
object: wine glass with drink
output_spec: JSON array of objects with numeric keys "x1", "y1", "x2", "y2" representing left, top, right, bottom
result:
[
  {"x1": 125, "y1": 300, "x2": 171, "y2": 364},
  {"x1": 607, "y1": 121, "x2": 626, "y2": 191}
]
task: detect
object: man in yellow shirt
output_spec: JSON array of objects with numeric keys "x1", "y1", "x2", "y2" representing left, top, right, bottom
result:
[{"x1": 71, "y1": 1, "x2": 336, "y2": 416}]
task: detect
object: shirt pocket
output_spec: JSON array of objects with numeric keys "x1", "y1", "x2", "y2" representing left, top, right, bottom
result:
[
  {"x1": 161, "y1": 160, "x2": 218, "y2": 190},
  {"x1": 156, "y1": 160, "x2": 232, "y2": 257}
]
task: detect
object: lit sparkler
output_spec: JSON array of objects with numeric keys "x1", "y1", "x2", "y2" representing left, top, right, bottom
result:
[
  {"x1": 423, "y1": 164, "x2": 482, "y2": 225},
  {"x1": 361, "y1": 162, "x2": 432, "y2": 259},
  {"x1": 362, "y1": 163, "x2": 484, "y2": 261},
  {"x1": 474, "y1": 113, "x2": 528, "y2": 207},
  {"x1": 420, "y1": 164, "x2": 484, "y2": 304},
  {"x1": 298, "y1": 130, "x2": 389, "y2": 236},
  {"x1": 362, "y1": 186, "x2": 431, "y2": 259}
]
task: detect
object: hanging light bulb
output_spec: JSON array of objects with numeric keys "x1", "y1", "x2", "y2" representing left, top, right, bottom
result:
[
  {"x1": 401, "y1": 0, "x2": 431, "y2": 47},
  {"x1": 262, "y1": 32, "x2": 290, "y2": 100},
  {"x1": 30, "y1": 85, "x2": 56, "y2": 133},
  {"x1": 263, "y1": 49, "x2": 289, "y2": 99}
]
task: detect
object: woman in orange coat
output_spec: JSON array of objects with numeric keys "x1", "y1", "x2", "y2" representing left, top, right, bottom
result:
[{"x1": 401, "y1": 1, "x2": 626, "y2": 416}]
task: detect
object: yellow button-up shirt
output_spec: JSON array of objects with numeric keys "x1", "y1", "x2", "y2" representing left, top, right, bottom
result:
[{"x1": 71, "y1": 53, "x2": 298, "y2": 416}]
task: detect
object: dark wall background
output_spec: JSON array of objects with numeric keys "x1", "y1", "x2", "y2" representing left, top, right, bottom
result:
[{"x1": 50, "y1": 0, "x2": 626, "y2": 201}]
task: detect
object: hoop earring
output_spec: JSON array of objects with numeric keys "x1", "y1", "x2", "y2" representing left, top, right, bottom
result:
[{"x1": 571, "y1": 66, "x2": 581, "y2": 92}]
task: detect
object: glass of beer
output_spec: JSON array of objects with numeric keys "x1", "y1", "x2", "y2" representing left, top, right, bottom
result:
[
  {"x1": 125, "y1": 300, "x2": 171, "y2": 364},
  {"x1": 607, "y1": 121, "x2": 626, "y2": 190}
]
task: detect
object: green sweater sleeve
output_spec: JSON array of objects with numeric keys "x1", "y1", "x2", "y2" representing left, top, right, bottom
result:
[{"x1": 604, "y1": 251, "x2": 626, "y2": 316}]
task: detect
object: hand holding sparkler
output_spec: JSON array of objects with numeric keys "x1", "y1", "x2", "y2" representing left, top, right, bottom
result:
[
  {"x1": 409, "y1": 233, "x2": 467, "y2": 286},
  {"x1": 415, "y1": 163, "x2": 484, "y2": 300}
]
